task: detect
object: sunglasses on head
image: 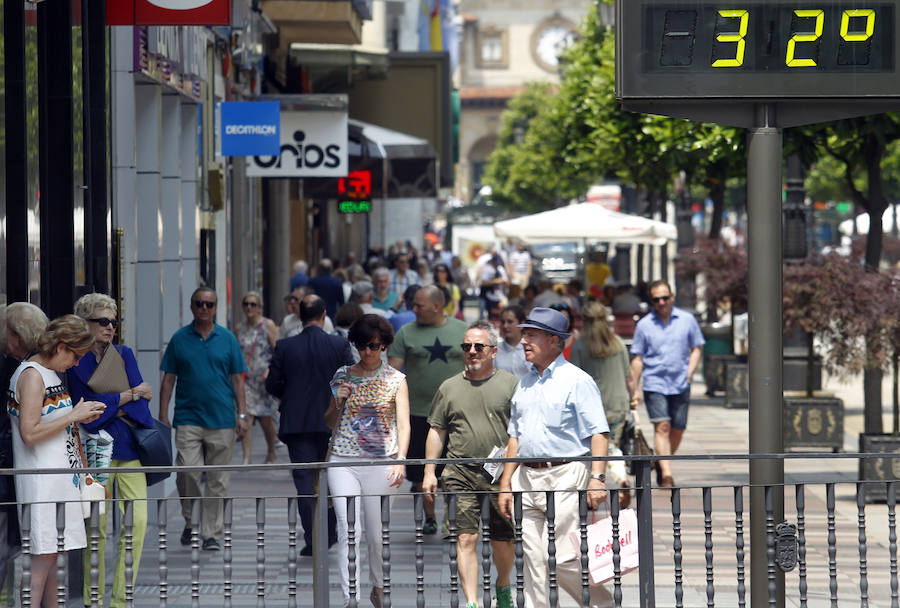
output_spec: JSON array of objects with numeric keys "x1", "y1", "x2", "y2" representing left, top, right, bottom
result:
[
  {"x1": 650, "y1": 296, "x2": 671, "y2": 304},
  {"x1": 460, "y1": 343, "x2": 490, "y2": 353},
  {"x1": 355, "y1": 342, "x2": 384, "y2": 352},
  {"x1": 88, "y1": 317, "x2": 118, "y2": 329},
  {"x1": 194, "y1": 300, "x2": 216, "y2": 309}
]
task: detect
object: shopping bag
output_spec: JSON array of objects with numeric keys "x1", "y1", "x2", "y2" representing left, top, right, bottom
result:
[
  {"x1": 621, "y1": 411, "x2": 654, "y2": 476},
  {"x1": 80, "y1": 475, "x2": 107, "y2": 518},
  {"x1": 569, "y1": 508, "x2": 640, "y2": 585}
]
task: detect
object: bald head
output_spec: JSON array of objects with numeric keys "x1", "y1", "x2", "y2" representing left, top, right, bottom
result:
[
  {"x1": 413, "y1": 285, "x2": 446, "y2": 326},
  {"x1": 421, "y1": 284, "x2": 446, "y2": 307},
  {"x1": 300, "y1": 294, "x2": 327, "y2": 325}
]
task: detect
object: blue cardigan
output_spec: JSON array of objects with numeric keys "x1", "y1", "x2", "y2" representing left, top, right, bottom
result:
[{"x1": 69, "y1": 344, "x2": 155, "y2": 461}]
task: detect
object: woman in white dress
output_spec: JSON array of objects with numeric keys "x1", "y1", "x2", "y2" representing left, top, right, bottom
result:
[{"x1": 8, "y1": 315, "x2": 105, "y2": 607}]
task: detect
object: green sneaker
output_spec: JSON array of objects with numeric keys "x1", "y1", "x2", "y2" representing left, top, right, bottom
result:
[
  {"x1": 496, "y1": 584, "x2": 512, "y2": 608},
  {"x1": 465, "y1": 603, "x2": 478, "y2": 608},
  {"x1": 423, "y1": 517, "x2": 438, "y2": 535}
]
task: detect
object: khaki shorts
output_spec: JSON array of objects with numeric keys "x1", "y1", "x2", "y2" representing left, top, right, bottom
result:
[{"x1": 441, "y1": 464, "x2": 514, "y2": 541}]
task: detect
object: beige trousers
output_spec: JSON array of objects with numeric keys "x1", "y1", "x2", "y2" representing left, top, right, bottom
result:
[
  {"x1": 175, "y1": 425, "x2": 234, "y2": 540},
  {"x1": 512, "y1": 462, "x2": 614, "y2": 608}
]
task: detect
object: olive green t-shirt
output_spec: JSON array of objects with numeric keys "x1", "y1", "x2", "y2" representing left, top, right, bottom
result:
[
  {"x1": 389, "y1": 317, "x2": 468, "y2": 417},
  {"x1": 427, "y1": 370, "x2": 519, "y2": 459}
]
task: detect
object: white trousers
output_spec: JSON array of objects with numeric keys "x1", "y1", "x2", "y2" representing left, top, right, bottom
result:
[
  {"x1": 512, "y1": 462, "x2": 614, "y2": 608},
  {"x1": 327, "y1": 455, "x2": 398, "y2": 603}
]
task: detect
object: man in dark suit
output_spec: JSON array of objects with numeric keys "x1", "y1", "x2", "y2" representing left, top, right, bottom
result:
[
  {"x1": 308, "y1": 258, "x2": 345, "y2": 320},
  {"x1": 266, "y1": 294, "x2": 354, "y2": 555}
]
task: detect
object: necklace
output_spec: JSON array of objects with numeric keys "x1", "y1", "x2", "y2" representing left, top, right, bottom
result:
[{"x1": 354, "y1": 362, "x2": 382, "y2": 376}]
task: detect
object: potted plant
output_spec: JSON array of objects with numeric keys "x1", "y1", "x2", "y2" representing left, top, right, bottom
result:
[{"x1": 783, "y1": 254, "x2": 898, "y2": 455}]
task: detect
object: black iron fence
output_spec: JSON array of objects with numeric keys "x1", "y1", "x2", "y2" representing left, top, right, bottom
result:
[{"x1": 2, "y1": 453, "x2": 899, "y2": 608}]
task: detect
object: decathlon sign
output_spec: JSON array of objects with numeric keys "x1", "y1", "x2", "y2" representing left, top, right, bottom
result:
[
  {"x1": 219, "y1": 102, "x2": 281, "y2": 157},
  {"x1": 246, "y1": 110, "x2": 348, "y2": 178}
]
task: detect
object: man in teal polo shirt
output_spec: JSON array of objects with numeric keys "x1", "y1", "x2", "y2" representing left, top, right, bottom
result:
[{"x1": 159, "y1": 287, "x2": 249, "y2": 552}]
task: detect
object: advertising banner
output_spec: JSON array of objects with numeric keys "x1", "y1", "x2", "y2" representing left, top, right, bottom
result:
[
  {"x1": 219, "y1": 102, "x2": 281, "y2": 157},
  {"x1": 246, "y1": 110, "x2": 348, "y2": 178}
]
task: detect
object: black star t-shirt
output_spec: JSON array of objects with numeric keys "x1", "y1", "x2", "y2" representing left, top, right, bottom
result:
[{"x1": 389, "y1": 317, "x2": 468, "y2": 417}]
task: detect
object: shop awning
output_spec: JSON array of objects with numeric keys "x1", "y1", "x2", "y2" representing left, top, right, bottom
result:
[{"x1": 306, "y1": 119, "x2": 437, "y2": 199}]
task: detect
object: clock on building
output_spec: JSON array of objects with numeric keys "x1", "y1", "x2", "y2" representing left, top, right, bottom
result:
[{"x1": 531, "y1": 16, "x2": 578, "y2": 72}]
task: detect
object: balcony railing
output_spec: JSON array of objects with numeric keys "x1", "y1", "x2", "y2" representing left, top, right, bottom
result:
[{"x1": 2, "y1": 452, "x2": 898, "y2": 607}]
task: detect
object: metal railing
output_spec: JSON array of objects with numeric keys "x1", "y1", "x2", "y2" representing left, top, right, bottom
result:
[{"x1": 2, "y1": 452, "x2": 899, "y2": 608}]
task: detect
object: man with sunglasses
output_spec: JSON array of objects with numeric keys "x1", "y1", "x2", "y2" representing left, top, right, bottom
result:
[
  {"x1": 159, "y1": 287, "x2": 248, "y2": 552},
  {"x1": 630, "y1": 280, "x2": 704, "y2": 488},
  {"x1": 266, "y1": 295, "x2": 354, "y2": 556},
  {"x1": 422, "y1": 321, "x2": 518, "y2": 608}
]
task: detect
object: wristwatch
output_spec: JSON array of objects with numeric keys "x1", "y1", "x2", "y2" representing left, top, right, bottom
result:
[
  {"x1": 589, "y1": 473, "x2": 606, "y2": 482},
  {"x1": 238, "y1": 413, "x2": 248, "y2": 420}
]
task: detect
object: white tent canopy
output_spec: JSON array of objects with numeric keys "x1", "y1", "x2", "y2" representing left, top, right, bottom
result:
[
  {"x1": 493, "y1": 202, "x2": 677, "y2": 246},
  {"x1": 838, "y1": 204, "x2": 900, "y2": 236}
]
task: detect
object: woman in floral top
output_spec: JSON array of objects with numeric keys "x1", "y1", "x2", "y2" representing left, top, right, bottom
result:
[{"x1": 325, "y1": 314, "x2": 410, "y2": 608}]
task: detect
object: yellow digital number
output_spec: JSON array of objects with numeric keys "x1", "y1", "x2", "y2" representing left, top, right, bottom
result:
[
  {"x1": 711, "y1": 10, "x2": 748, "y2": 67},
  {"x1": 786, "y1": 9, "x2": 824, "y2": 67},
  {"x1": 841, "y1": 9, "x2": 875, "y2": 42}
]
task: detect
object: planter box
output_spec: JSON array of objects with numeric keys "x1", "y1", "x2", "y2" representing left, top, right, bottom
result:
[
  {"x1": 725, "y1": 362, "x2": 749, "y2": 409},
  {"x1": 783, "y1": 357, "x2": 823, "y2": 392},
  {"x1": 783, "y1": 397, "x2": 843, "y2": 452},
  {"x1": 859, "y1": 433, "x2": 900, "y2": 503},
  {"x1": 704, "y1": 354, "x2": 738, "y2": 396}
]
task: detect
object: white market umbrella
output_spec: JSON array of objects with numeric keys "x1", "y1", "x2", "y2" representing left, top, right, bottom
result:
[
  {"x1": 839, "y1": 205, "x2": 900, "y2": 236},
  {"x1": 493, "y1": 202, "x2": 677, "y2": 246}
]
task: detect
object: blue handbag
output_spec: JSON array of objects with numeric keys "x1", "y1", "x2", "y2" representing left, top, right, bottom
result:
[{"x1": 126, "y1": 419, "x2": 173, "y2": 486}]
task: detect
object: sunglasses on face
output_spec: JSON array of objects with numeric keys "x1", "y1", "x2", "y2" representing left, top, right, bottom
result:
[
  {"x1": 651, "y1": 296, "x2": 671, "y2": 304},
  {"x1": 460, "y1": 343, "x2": 490, "y2": 353},
  {"x1": 194, "y1": 300, "x2": 216, "y2": 309},
  {"x1": 88, "y1": 317, "x2": 118, "y2": 329},
  {"x1": 356, "y1": 342, "x2": 384, "y2": 352},
  {"x1": 242, "y1": 301, "x2": 260, "y2": 308}
]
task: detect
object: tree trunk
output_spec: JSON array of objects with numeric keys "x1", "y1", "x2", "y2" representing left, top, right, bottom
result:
[
  {"x1": 863, "y1": 139, "x2": 887, "y2": 434},
  {"x1": 708, "y1": 174, "x2": 726, "y2": 240}
]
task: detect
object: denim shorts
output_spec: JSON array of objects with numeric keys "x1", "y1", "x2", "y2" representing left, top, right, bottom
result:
[{"x1": 644, "y1": 389, "x2": 691, "y2": 430}]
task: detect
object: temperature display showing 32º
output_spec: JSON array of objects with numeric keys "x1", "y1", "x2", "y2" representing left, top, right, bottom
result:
[{"x1": 643, "y1": 4, "x2": 893, "y2": 72}]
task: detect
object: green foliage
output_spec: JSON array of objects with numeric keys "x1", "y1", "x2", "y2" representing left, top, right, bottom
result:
[{"x1": 482, "y1": 4, "x2": 746, "y2": 225}]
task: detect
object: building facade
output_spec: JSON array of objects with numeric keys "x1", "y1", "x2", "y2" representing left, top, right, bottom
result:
[{"x1": 455, "y1": 0, "x2": 613, "y2": 202}]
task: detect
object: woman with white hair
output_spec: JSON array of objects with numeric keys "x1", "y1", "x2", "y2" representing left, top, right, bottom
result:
[
  {"x1": 0, "y1": 302, "x2": 49, "y2": 591},
  {"x1": 68, "y1": 293, "x2": 155, "y2": 608}
]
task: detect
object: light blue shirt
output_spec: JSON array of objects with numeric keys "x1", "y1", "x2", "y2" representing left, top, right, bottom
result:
[
  {"x1": 389, "y1": 268, "x2": 419, "y2": 294},
  {"x1": 631, "y1": 306, "x2": 705, "y2": 395},
  {"x1": 495, "y1": 340, "x2": 531, "y2": 379},
  {"x1": 507, "y1": 354, "x2": 610, "y2": 459}
]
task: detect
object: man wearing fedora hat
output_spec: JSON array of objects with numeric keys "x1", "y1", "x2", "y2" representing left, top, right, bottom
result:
[{"x1": 498, "y1": 307, "x2": 613, "y2": 608}]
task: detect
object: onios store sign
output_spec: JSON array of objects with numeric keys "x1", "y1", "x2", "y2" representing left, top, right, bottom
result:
[
  {"x1": 107, "y1": 0, "x2": 231, "y2": 26},
  {"x1": 246, "y1": 111, "x2": 348, "y2": 178}
]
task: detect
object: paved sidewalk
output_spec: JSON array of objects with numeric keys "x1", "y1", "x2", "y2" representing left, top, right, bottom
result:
[{"x1": 59, "y1": 370, "x2": 899, "y2": 607}]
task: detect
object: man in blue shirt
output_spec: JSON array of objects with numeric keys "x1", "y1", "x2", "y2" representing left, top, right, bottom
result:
[
  {"x1": 308, "y1": 258, "x2": 345, "y2": 319},
  {"x1": 159, "y1": 287, "x2": 248, "y2": 552},
  {"x1": 630, "y1": 280, "x2": 704, "y2": 488},
  {"x1": 497, "y1": 307, "x2": 612, "y2": 608}
]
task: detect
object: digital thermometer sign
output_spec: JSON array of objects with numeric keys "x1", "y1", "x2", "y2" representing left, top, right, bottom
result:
[{"x1": 617, "y1": 1, "x2": 900, "y2": 102}]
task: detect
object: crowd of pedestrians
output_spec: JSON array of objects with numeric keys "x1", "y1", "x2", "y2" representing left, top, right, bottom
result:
[{"x1": 0, "y1": 238, "x2": 704, "y2": 608}]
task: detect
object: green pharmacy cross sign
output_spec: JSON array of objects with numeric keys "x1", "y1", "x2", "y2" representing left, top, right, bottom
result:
[{"x1": 338, "y1": 200, "x2": 372, "y2": 214}]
